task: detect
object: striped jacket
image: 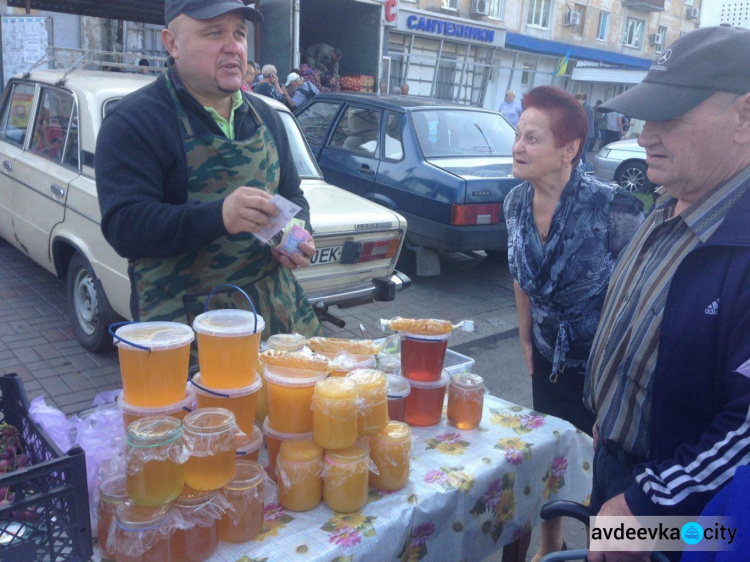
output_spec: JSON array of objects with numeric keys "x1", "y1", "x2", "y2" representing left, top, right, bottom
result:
[{"x1": 625, "y1": 179, "x2": 750, "y2": 517}]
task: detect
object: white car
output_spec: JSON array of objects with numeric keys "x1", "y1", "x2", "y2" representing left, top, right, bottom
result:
[
  {"x1": 593, "y1": 138, "x2": 653, "y2": 193},
  {"x1": 0, "y1": 70, "x2": 409, "y2": 351}
]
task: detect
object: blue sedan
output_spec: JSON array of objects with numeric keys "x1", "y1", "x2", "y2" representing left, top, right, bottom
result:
[{"x1": 294, "y1": 93, "x2": 519, "y2": 262}]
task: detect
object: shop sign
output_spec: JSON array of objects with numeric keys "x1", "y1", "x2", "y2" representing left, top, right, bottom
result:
[
  {"x1": 384, "y1": 0, "x2": 398, "y2": 24},
  {"x1": 396, "y1": 8, "x2": 504, "y2": 47}
]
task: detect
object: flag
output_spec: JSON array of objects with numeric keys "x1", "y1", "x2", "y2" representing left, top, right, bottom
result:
[{"x1": 553, "y1": 50, "x2": 571, "y2": 77}]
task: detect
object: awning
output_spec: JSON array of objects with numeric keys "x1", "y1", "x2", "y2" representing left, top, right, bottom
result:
[
  {"x1": 505, "y1": 32, "x2": 652, "y2": 70},
  {"x1": 8, "y1": 0, "x2": 167, "y2": 25},
  {"x1": 570, "y1": 66, "x2": 648, "y2": 84}
]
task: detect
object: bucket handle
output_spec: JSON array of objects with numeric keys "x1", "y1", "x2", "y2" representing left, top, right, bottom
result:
[
  {"x1": 108, "y1": 321, "x2": 151, "y2": 352},
  {"x1": 204, "y1": 283, "x2": 258, "y2": 334},
  {"x1": 188, "y1": 378, "x2": 230, "y2": 399}
]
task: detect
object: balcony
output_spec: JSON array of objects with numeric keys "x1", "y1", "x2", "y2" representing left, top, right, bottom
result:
[{"x1": 622, "y1": 0, "x2": 665, "y2": 11}]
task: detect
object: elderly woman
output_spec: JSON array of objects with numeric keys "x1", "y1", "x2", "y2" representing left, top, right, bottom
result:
[
  {"x1": 504, "y1": 85, "x2": 644, "y2": 561},
  {"x1": 499, "y1": 89, "x2": 523, "y2": 127}
]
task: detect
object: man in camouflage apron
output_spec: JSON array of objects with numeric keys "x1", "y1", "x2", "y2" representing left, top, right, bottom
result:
[{"x1": 96, "y1": 0, "x2": 321, "y2": 340}]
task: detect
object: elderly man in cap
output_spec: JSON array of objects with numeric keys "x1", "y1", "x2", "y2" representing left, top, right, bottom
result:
[
  {"x1": 285, "y1": 70, "x2": 319, "y2": 108},
  {"x1": 584, "y1": 25, "x2": 750, "y2": 561},
  {"x1": 95, "y1": 0, "x2": 322, "y2": 339}
]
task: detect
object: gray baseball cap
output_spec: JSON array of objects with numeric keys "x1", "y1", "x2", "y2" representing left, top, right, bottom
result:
[
  {"x1": 599, "y1": 26, "x2": 750, "y2": 121},
  {"x1": 165, "y1": 0, "x2": 263, "y2": 26}
]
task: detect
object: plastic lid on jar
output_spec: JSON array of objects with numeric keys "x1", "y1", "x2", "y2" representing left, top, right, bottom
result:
[
  {"x1": 346, "y1": 369, "x2": 387, "y2": 388},
  {"x1": 193, "y1": 309, "x2": 265, "y2": 337},
  {"x1": 115, "y1": 502, "x2": 172, "y2": 531},
  {"x1": 314, "y1": 377, "x2": 358, "y2": 400},
  {"x1": 400, "y1": 331, "x2": 451, "y2": 342},
  {"x1": 263, "y1": 364, "x2": 328, "y2": 387},
  {"x1": 224, "y1": 459, "x2": 264, "y2": 491},
  {"x1": 262, "y1": 417, "x2": 313, "y2": 441},
  {"x1": 373, "y1": 421, "x2": 411, "y2": 444},
  {"x1": 98, "y1": 473, "x2": 128, "y2": 502},
  {"x1": 450, "y1": 372, "x2": 485, "y2": 390},
  {"x1": 117, "y1": 385, "x2": 196, "y2": 417},
  {"x1": 279, "y1": 439, "x2": 323, "y2": 463},
  {"x1": 126, "y1": 416, "x2": 183, "y2": 448},
  {"x1": 325, "y1": 444, "x2": 368, "y2": 465},
  {"x1": 173, "y1": 485, "x2": 218, "y2": 507},
  {"x1": 190, "y1": 373, "x2": 262, "y2": 397},
  {"x1": 183, "y1": 407, "x2": 236, "y2": 435},
  {"x1": 236, "y1": 424, "x2": 264, "y2": 456},
  {"x1": 377, "y1": 354, "x2": 401, "y2": 373},
  {"x1": 405, "y1": 370, "x2": 451, "y2": 389},
  {"x1": 267, "y1": 333, "x2": 307, "y2": 352},
  {"x1": 114, "y1": 322, "x2": 194, "y2": 351},
  {"x1": 386, "y1": 375, "x2": 411, "y2": 399}
]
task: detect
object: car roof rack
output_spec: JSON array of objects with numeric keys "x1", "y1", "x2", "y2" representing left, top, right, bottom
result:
[{"x1": 22, "y1": 47, "x2": 167, "y2": 86}]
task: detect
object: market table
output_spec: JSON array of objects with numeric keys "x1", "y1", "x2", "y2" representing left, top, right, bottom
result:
[{"x1": 201, "y1": 393, "x2": 594, "y2": 561}]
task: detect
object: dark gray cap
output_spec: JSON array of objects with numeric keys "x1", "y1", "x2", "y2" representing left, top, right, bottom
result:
[
  {"x1": 165, "y1": 0, "x2": 263, "y2": 26},
  {"x1": 599, "y1": 26, "x2": 750, "y2": 121}
]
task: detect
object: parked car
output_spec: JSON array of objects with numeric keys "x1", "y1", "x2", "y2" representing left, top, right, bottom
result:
[
  {"x1": 294, "y1": 93, "x2": 519, "y2": 270},
  {"x1": 0, "y1": 70, "x2": 409, "y2": 351},
  {"x1": 593, "y1": 138, "x2": 653, "y2": 193}
]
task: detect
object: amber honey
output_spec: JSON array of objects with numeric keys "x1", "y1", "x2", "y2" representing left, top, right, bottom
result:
[
  {"x1": 115, "y1": 322, "x2": 194, "y2": 408},
  {"x1": 218, "y1": 459, "x2": 265, "y2": 543},
  {"x1": 97, "y1": 474, "x2": 128, "y2": 559},
  {"x1": 114, "y1": 503, "x2": 172, "y2": 562},
  {"x1": 369, "y1": 422, "x2": 411, "y2": 491},
  {"x1": 183, "y1": 408, "x2": 237, "y2": 491},
  {"x1": 277, "y1": 439, "x2": 323, "y2": 512},
  {"x1": 346, "y1": 369, "x2": 389, "y2": 436},
  {"x1": 400, "y1": 332, "x2": 450, "y2": 382},
  {"x1": 193, "y1": 309, "x2": 265, "y2": 389},
  {"x1": 447, "y1": 373, "x2": 485, "y2": 429},
  {"x1": 236, "y1": 424, "x2": 264, "y2": 461},
  {"x1": 118, "y1": 386, "x2": 196, "y2": 429},
  {"x1": 264, "y1": 364, "x2": 328, "y2": 433},
  {"x1": 170, "y1": 488, "x2": 220, "y2": 562},
  {"x1": 323, "y1": 445, "x2": 370, "y2": 513},
  {"x1": 403, "y1": 372, "x2": 450, "y2": 426},
  {"x1": 386, "y1": 375, "x2": 411, "y2": 423},
  {"x1": 255, "y1": 364, "x2": 268, "y2": 423},
  {"x1": 191, "y1": 374, "x2": 261, "y2": 437},
  {"x1": 263, "y1": 417, "x2": 313, "y2": 483},
  {"x1": 312, "y1": 378, "x2": 359, "y2": 449}
]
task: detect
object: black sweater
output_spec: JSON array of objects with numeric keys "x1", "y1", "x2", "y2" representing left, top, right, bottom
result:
[{"x1": 96, "y1": 67, "x2": 308, "y2": 260}]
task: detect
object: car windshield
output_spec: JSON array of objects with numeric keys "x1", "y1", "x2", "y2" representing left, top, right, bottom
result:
[
  {"x1": 278, "y1": 111, "x2": 323, "y2": 179},
  {"x1": 412, "y1": 109, "x2": 515, "y2": 158}
]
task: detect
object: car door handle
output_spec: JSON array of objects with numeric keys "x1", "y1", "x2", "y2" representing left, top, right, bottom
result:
[
  {"x1": 359, "y1": 164, "x2": 375, "y2": 176},
  {"x1": 50, "y1": 184, "x2": 65, "y2": 198},
  {"x1": 2, "y1": 160, "x2": 11, "y2": 172}
]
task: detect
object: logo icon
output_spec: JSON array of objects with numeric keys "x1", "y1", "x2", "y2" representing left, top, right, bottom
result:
[
  {"x1": 657, "y1": 49, "x2": 672, "y2": 65},
  {"x1": 705, "y1": 299, "x2": 720, "y2": 316},
  {"x1": 682, "y1": 522, "x2": 703, "y2": 545}
]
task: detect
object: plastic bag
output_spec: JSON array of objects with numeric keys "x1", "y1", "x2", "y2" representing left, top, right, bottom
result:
[{"x1": 28, "y1": 394, "x2": 73, "y2": 452}]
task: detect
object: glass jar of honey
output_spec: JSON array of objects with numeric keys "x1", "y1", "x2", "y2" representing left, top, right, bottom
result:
[
  {"x1": 262, "y1": 417, "x2": 313, "y2": 483},
  {"x1": 235, "y1": 424, "x2": 264, "y2": 461},
  {"x1": 170, "y1": 487, "x2": 222, "y2": 562},
  {"x1": 312, "y1": 377, "x2": 359, "y2": 449},
  {"x1": 126, "y1": 416, "x2": 186, "y2": 506},
  {"x1": 218, "y1": 459, "x2": 265, "y2": 543},
  {"x1": 276, "y1": 439, "x2": 323, "y2": 512},
  {"x1": 346, "y1": 369, "x2": 389, "y2": 436},
  {"x1": 183, "y1": 408, "x2": 237, "y2": 491},
  {"x1": 118, "y1": 385, "x2": 196, "y2": 430},
  {"x1": 191, "y1": 373, "x2": 261, "y2": 437},
  {"x1": 386, "y1": 375, "x2": 411, "y2": 422},
  {"x1": 97, "y1": 473, "x2": 128, "y2": 559},
  {"x1": 113, "y1": 502, "x2": 172, "y2": 562},
  {"x1": 369, "y1": 421, "x2": 411, "y2": 491},
  {"x1": 403, "y1": 371, "x2": 450, "y2": 427},
  {"x1": 323, "y1": 444, "x2": 370, "y2": 513},
  {"x1": 447, "y1": 373, "x2": 485, "y2": 429},
  {"x1": 264, "y1": 363, "x2": 329, "y2": 433}
]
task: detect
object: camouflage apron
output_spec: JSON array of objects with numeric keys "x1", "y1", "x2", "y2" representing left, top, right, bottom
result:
[{"x1": 130, "y1": 75, "x2": 322, "y2": 339}]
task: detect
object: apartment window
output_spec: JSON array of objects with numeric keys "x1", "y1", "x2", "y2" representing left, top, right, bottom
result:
[
  {"x1": 596, "y1": 11, "x2": 610, "y2": 41},
  {"x1": 489, "y1": 0, "x2": 505, "y2": 20},
  {"x1": 443, "y1": 0, "x2": 459, "y2": 9},
  {"x1": 572, "y1": 4, "x2": 586, "y2": 35},
  {"x1": 527, "y1": 0, "x2": 551, "y2": 28},
  {"x1": 623, "y1": 17, "x2": 645, "y2": 48},
  {"x1": 656, "y1": 25, "x2": 667, "y2": 52}
]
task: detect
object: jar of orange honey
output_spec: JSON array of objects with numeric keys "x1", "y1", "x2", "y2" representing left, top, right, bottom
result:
[
  {"x1": 346, "y1": 369, "x2": 389, "y2": 436},
  {"x1": 97, "y1": 473, "x2": 128, "y2": 559},
  {"x1": 447, "y1": 373, "x2": 485, "y2": 429},
  {"x1": 403, "y1": 371, "x2": 450, "y2": 427},
  {"x1": 114, "y1": 322, "x2": 194, "y2": 408},
  {"x1": 183, "y1": 408, "x2": 237, "y2": 491},
  {"x1": 262, "y1": 417, "x2": 313, "y2": 483},
  {"x1": 170, "y1": 487, "x2": 223, "y2": 562},
  {"x1": 126, "y1": 416, "x2": 186, "y2": 506},
  {"x1": 276, "y1": 439, "x2": 323, "y2": 512},
  {"x1": 218, "y1": 459, "x2": 265, "y2": 543},
  {"x1": 193, "y1": 309, "x2": 265, "y2": 389},
  {"x1": 369, "y1": 421, "x2": 411, "y2": 491},
  {"x1": 117, "y1": 385, "x2": 196, "y2": 429},
  {"x1": 323, "y1": 444, "x2": 371, "y2": 513},
  {"x1": 325, "y1": 352, "x2": 376, "y2": 378},
  {"x1": 113, "y1": 502, "x2": 172, "y2": 562},
  {"x1": 236, "y1": 424, "x2": 264, "y2": 461},
  {"x1": 191, "y1": 373, "x2": 261, "y2": 437},
  {"x1": 312, "y1": 377, "x2": 359, "y2": 449}
]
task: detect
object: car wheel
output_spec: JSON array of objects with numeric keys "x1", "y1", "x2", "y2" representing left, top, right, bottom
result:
[
  {"x1": 615, "y1": 161, "x2": 652, "y2": 193},
  {"x1": 66, "y1": 252, "x2": 117, "y2": 352}
]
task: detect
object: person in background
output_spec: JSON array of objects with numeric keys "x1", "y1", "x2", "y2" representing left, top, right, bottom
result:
[
  {"x1": 95, "y1": 0, "x2": 322, "y2": 339},
  {"x1": 250, "y1": 61, "x2": 263, "y2": 89},
  {"x1": 585, "y1": 26, "x2": 750, "y2": 561},
  {"x1": 574, "y1": 92, "x2": 595, "y2": 165},
  {"x1": 594, "y1": 99, "x2": 606, "y2": 150},
  {"x1": 602, "y1": 107, "x2": 624, "y2": 146},
  {"x1": 505, "y1": 85, "x2": 645, "y2": 562},
  {"x1": 285, "y1": 70, "x2": 319, "y2": 108},
  {"x1": 390, "y1": 86, "x2": 401, "y2": 94},
  {"x1": 401, "y1": 82, "x2": 410, "y2": 95},
  {"x1": 254, "y1": 64, "x2": 295, "y2": 109},
  {"x1": 241, "y1": 64, "x2": 256, "y2": 92},
  {"x1": 305, "y1": 43, "x2": 343, "y2": 78},
  {"x1": 499, "y1": 89, "x2": 523, "y2": 128}
]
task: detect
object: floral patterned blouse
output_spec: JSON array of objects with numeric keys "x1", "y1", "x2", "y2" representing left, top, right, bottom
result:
[{"x1": 505, "y1": 167, "x2": 645, "y2": 376}]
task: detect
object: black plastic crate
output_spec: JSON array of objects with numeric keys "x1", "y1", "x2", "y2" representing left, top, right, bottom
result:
[{"x1": 0, "y1": 373, "x2": 92, "y2": 561}]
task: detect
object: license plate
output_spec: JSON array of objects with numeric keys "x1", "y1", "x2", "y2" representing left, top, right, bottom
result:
[{"x1": 310, "y1": 245, "x2": 343, "y2": 266}]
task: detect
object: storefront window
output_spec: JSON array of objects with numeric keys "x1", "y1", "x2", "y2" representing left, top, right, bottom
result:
[
  {"x1": 596, "y1": 11, "x2": 610, "y2": 41},
  {"x1": 623, "y1": 17, "x2": 644, "y2": 48},
  {"x1": 526, "y1": 0, "x2": 551, "y2": 28}
]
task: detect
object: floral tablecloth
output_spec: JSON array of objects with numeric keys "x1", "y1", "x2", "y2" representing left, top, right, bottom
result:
[{"x1": 208, "y1": 394, "x2": 594, "y2": 562}]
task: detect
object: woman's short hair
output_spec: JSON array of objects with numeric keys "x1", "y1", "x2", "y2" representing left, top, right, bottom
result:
[
  {"x1": 521, "y1": 85, "x2": 588, "y2": 165},
  {"x1": 505, "y1": 89, "x2": 515, "y2": 97}
]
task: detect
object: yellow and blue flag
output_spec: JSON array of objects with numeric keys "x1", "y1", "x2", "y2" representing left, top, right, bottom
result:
[{"x1": 553, "y1": 50, "x2": 571, "y2": 77}]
